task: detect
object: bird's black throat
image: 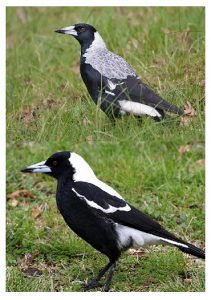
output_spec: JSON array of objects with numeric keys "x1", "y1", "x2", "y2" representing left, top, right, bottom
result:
[{"x1": 80, "y1": 40, "x2": 94, "y2": 56}]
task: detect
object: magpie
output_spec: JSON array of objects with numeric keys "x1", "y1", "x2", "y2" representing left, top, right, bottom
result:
[
  {"x1": 21, "y1": 151, "x2": 205, "y2": 291},
  {"x1": 55, "y1": 23, "x2": 183, "y2": 122}
]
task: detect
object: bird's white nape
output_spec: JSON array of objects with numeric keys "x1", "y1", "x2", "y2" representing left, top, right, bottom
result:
[
  {"x1": 84, "y1": 31, "x2": 106, "y2": 54},
  {"x1": 93, "y1": 32, "x2": 107, "y2": 48},
  {"x1": 69, "y1": 152, "x2": 96, "y2": 182}
]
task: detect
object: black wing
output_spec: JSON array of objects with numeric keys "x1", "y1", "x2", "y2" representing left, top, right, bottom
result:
[
  {"x1": 105, "y1": 76, "x2": 183, "y2": 116},
  {"x1": 73, "y1": 181, "x2": 128, "y2": 210},
  {"x1": 72, "y1": 181, "x2": 190, "y2": 245},
  {"x1": 73, "y1": 181, "x2": 163, "y2": 234},
  {"x1": 80, "y1": 62, "x2": 122, "y2": 118}
]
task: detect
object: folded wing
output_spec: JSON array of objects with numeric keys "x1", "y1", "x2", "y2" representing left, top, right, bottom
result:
[{"x1": 72, "y1": 181, "x2": 205, "y2": 259}]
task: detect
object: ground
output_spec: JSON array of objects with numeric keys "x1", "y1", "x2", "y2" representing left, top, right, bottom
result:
[{"x1": 6, "y1": 7, "x2": 205, "y2": 292}]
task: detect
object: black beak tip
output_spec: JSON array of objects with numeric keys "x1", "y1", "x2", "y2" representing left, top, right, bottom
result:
[
  {"x1": 54, "y1": 29, "x2": 64, "y2": 34},
  {"x1": 21, "y1": 168, "x2": 31, "y2": 173}
]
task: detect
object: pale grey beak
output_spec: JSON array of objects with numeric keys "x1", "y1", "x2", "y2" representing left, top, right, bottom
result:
[
  {"x1": 21, "y1": 160, "x2": 52, "y2": 174},
  {"x1": 55, "y1": 26, "x2": 78, "y2": 36}
]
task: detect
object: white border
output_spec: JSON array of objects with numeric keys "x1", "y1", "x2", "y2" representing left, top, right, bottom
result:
[
  {"x1": 0, "y1": 0, "x2": 208, "y2": 7},
  {"x1": 1, "y1": 0, "x2": 209, "y2": 299},
  {"x1": 0, "y1": 1, "x2": 6, "y2": 296}
]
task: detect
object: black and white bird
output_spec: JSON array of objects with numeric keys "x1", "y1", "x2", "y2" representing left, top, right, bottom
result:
[
  {"x1": 21, "y1": 151, "x2": 205, "y2": 291},
  {"x1": 55, "y1": 23, "x2": 183, "y2": 122}
]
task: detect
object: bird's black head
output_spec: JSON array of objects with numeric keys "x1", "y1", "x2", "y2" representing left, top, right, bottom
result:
[
  {"x1": 21, "y1": 151, "x2": 96, "y2": 182},
  {"x1": 21, "y1": 151, "x2": 74, "y2": 180},
  {"x1": 55, "y1": 23, "x2": 97, "y2": 47}
]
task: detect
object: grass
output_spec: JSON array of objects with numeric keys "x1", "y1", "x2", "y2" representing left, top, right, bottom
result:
[{"x1": 6, "y1": 7, "x2": 205, "y2": 292}]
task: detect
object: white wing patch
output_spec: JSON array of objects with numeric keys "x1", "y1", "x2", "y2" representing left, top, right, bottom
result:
[
  {"x1": 107, "y1": 80, "x2": 124, "y2": 91},
  {"x1": 107, "y1": 80, "x2": 116, "y2": 90},
  {"x1": 119, "y1": 100, "x2": 161, "y2": 117},
  {"x1": 72, "y1": 188, "x2": 131, "y2": 214},
  {"x1": 105, "y1": 90, "x2": 115, "y2": 96}
]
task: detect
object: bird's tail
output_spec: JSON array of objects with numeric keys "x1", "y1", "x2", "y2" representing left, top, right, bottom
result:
[
  {"x1": 159, "y1": 234, "x2": 205, "y2": 259},
  {"x1": 156, "y1": 100, "x2": 184, "y2": 116},
  {"x1": 166, "y1": 103, "x2": 184, "y2": 116},
  {"x1": 177, "y1": 241, "x2": 205, "y2": 259}
]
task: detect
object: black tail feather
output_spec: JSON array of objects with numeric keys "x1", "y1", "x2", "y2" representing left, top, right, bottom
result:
[
  {"x1": 165, "y1": 104, "x2": 184, "y2": 116},
  {"x1": 178, "y1": 242, "x2": 205, "y2": 259},
  {"x1": 139, "y1": 83, "x2": 184, "y2": 116},
  {"x1": 158, "y1": 228, "x2": 205, "y2": 259},
  {"x1": 154, "y1": 100, "x2": 184, "y2": 116}
]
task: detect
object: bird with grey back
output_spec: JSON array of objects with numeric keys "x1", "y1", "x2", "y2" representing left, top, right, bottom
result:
[{"x1": 55, "y1": 23, "x2": 183, "y2": 122}]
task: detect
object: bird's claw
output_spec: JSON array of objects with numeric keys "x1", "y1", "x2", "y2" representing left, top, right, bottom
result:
[{"x1": 82, "y1": 279, "x2": 103, "y2": 291}]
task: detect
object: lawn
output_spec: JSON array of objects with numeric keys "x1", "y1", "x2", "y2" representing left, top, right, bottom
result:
[{"x1": 6, "y1": 6, "x2": 205, "y2": 292}]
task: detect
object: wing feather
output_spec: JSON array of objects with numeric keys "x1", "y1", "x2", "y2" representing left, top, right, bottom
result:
[
  {"x1": 73, "y1": 181, "x2": 130, "y2": 212},
  {"x1": 105, "y1": 76, "x2": 183, "y2": 116},
  {"x1": 72, "y1": 181, "x2": 188, "y2": 245}
]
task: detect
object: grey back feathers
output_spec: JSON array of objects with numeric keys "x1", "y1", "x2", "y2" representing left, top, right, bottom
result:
[{"x1": 83, "y1": 32, "x2": 137, "y2": 80}]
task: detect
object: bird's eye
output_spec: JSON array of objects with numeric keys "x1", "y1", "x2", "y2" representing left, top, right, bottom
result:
[
  {"x1": 52, "y1": 160, "x2": 58, "y2": 166},
  {"x1": 78, "y1": 27, "x2": 86, "y2": 33}
]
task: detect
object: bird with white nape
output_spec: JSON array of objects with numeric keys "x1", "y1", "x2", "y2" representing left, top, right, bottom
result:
[
  {"x1": 55, "y1": 23, "x2": 183, "y2": 122},
  {"x1": 21, "y1": 151, "x2": 205, "y2": 292}
]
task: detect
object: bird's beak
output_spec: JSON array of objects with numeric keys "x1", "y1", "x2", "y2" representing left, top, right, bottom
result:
[
  {"x1": 54, "y1": 26, "x2": 78, "y2": 36},
  {"x1": 21, "y1": 160, "x2": 52, "y2": 174}
]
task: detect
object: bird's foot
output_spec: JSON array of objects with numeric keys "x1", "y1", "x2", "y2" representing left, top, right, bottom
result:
[
  {"x1": 82, "y1": 279, "x2": 103, "y2": 291},
  {"x1": 100, "y1": 283, "x2": 110, "y2": 292}
]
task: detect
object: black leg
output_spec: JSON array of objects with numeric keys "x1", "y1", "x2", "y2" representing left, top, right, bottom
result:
[
  {"x1": 136, "y1": 115, "x2": 143, "y2": 125},
  {"x1": 101, "y1": 262, "x2": 117, "y2": 292},
  {"x1": 108, "y1": 115, "x2": 116, "y2": 126},
  {"x1": 82, "y1": 261, "x2": 114, "y2": 291}
]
